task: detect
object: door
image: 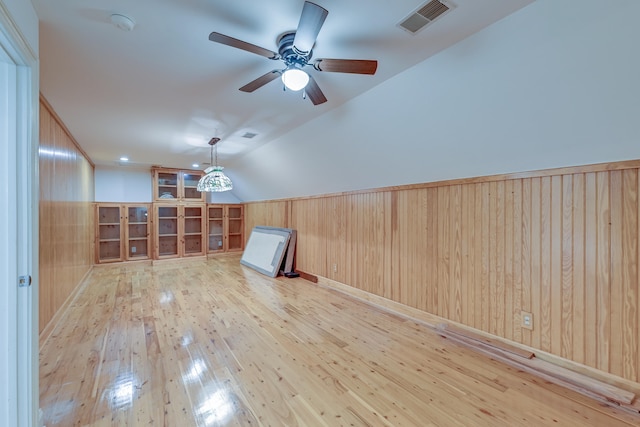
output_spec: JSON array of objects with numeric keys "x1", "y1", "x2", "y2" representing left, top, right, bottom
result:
[{"x1": 0, "y1": 10, "x2": 38, "y2": 427}]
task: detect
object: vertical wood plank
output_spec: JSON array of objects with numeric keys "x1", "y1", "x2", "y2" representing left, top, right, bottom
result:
[
  {"x1": 622, "y1": 169, "x2": 638, "y2": 382},
  {"x1": 609, "y1": 171, "x2": 623, "y2": 378},
  {"x1": 540, "y1": 176, "x2": 553, "y2": 352},
  {"x1": 505, "y1": 180, "x2": 514, "y2": 341},
  {"x1": 451, "y1": 185, "x2": 463, "y2": 323},
  {"x1": 481, "y1": 182, "x2": 491, "y2": 333},
  {"x1": 512, "y1": 179, "x2": 523, "y2": 343},
  {"x1": 521, "y1": 178, "x2": 532, "y2": 347},
  {"x1": 572, "y1": 174, "x2": 586, "y2": 365},
  {"x1": 488, "y1": 181, "x2": 498, "y2": 335},
  {"x1": 584, "y1": 173, "x2": 598, "y2": 369},
  {"x1": 474, "y1": 183, "x2": 484, "y2": 331},
  {"x1": 438, "y1": 187, "x2": 451, "y2": 319},
  {"x1": 560, "y1": 174, "x2": 573, "y2": 360},
  {"x1": 427, "y1": 187, "x2": 438, "y2": 315},
  {"x1": 530, "y1": 177, "x2": 542, "y2": 349},
  {"x1": 495, "y1": 181, "x2": 505, "y2": 337},
  {"x1": 549, "y1": 175, "x2": 563, "y2": 355},
  {"x1": 461, "y1": 184, "x2": 474, "y2": 326},
  {"x1": 596, "y1": 171, "x2": 611, "y2": 373}
]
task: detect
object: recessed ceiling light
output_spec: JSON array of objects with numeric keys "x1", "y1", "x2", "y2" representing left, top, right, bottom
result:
[
  {"x1": 192, "y1": 163, "x2": 199, "y2": 168},
  {"x1": 110, "y1": 13, "x2": 136, "y2": 32},
  {"x1": 120, "y1": 156, "x2": 129, "y2": 162}
]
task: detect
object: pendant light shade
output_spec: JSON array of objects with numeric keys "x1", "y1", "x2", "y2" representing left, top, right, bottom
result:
[{"x1": 197, "y1": 138, "x2": 233, "y2": 192}]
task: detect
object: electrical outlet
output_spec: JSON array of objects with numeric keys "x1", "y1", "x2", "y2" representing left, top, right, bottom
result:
[
  {"x1": 131, "y1": 246, "x2": 136, "y2": 253},
  {"x1": 521, "y1": 310, "x2": 533, "y2": 330},
  {"x1": 333, "y1": 263, "x2": 337, "y2": 273}
]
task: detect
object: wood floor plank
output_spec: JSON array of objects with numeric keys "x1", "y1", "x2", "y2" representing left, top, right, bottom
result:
[{"x1": 40, "y1": 256, "x2": 639, "y2": 426}]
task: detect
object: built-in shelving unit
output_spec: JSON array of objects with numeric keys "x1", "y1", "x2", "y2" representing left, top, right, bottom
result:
[
  {"x1": 95, "y1": 204, "x2": 151, "y2": 263},
  {"x1": 207, "y1": 204, "x2": 244, "y2": 254},
  {"x1": 153, "y1": 167, "x2": 204, "y2": 202}
]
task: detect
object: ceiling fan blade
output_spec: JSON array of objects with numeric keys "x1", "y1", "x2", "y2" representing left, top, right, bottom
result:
[
  {"x1": 313, "y1": 59, "x2": 378, "y2": 75},
  {"x1": 293, "y1": 2, "x2": 328, "y2": 54},
  {"x1": 305, "y1": 75, "x2": 327, "y2": 105},
  {"x1": 239, "y1": 70, "x2": 282, "y2": 92},
  {"x1": 209, "y1": 32, "x2": 279, "y2": 59}
]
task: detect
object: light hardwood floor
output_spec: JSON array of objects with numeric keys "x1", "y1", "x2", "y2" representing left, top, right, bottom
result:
[{"x1": 40, "y1": 256, "x2": 638, "y2": 426}]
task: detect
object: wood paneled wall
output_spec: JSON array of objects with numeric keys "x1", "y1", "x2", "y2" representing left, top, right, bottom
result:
[
  {"x1": 245, "y1": 161, "x2": 640, "y2": 383},
  {"x1": 39, "y1": 96, "x2": 95, "y2": 333}
]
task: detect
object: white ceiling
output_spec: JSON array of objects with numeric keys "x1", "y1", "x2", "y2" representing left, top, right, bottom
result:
[{"x1": 33, "y1": 0, "x2": 533, "y2": 170}]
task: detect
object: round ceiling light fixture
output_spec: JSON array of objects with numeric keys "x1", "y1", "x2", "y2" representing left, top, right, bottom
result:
[
  {"x1": 110, "y1": 13, "x2": 136, "y2": 31},
  {"x1": 281, "y1": 67, "x2": 309, "y2": 91}
]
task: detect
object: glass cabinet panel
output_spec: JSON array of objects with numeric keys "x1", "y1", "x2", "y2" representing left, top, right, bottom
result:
[
  {"x1": 127, "y1": 206, "x2": 149, "y2": 259},
  {"x1": 157, "y1": 206, "x2": 178, "y2": 257},
  {"x1": 182, "y1": 173, "x2": 202, "y2": 200},
  {"x1": 183, "y1": 205, "x2": 203, "y2": 255},
  {"x1": 227, "y1": 205, "x2": 244, "y2": 251},
  {"x1": 157, "y1": 172, "x2": 178, "y2": 200},
  {"x1": 153, "y1": 169, "x2": 204, "y2": 202},
  {"x1": 208, "y1": 206, "x2": 224, "y2": 252},
  {"x1": 98, "y1": 206, "x2": 121, "y2": 261}
]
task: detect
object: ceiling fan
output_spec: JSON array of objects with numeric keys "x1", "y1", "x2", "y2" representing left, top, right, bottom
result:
[{"x1": 209, "y1": 1, "x2": 378, "y2": 105}]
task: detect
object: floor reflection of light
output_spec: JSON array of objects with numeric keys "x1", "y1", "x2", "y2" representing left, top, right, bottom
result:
[
  {"x1": 196, "y1": 388, "x2": 234, "y2": 425},
  {"x1": 107, "y1": 373, "x2": 137, "y2": 411},
  {"x1": 43, "y1": 399, "x2": 76, "y2": 424},
  {"x1": 159, "y1": 290, "x2": 174, "y2": 304},
  {"x1": 183, "y1": 359, "x2": 207, "y2": 383},
  {"x1": 181, "y1": 331, "x2": 194, "y2": 347}
]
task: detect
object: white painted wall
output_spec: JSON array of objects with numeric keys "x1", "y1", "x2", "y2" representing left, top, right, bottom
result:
[
  {"x1": 1, "y1": 0, "x2": 38, "y2": 53},
  {"x1": 228, "y1": 0, "x2": 640, "y2": 201},
  {"x1": 95, "y1": 166, "x2": 153, "y2": 202},
  {"x1": 95, "y1": 165, "x2": 243, "y2": 203},
  {"x1": 205, "y1": 191, "x2": 242, "y2": 204}
]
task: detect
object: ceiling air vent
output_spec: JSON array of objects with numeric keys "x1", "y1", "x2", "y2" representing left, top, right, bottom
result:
[
  {"x1": 242, "y1": 132, "x2": 257, "y2": 139},
  {"x1": 398, "y1": 0, "x2": 455, "y2": 34}
]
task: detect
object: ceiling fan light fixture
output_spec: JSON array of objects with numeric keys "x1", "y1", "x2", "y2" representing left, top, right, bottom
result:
[{"x1": 281, "y1": 67, "x2": 309, "y2": 91}]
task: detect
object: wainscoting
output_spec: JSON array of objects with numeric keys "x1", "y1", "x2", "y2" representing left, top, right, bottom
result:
[
  {"x1": 245, "y1": 160, "x2": 640, "y2": 384},
  {"x1": 39, "y1": 95, "x2": 95, "y2": 333}
]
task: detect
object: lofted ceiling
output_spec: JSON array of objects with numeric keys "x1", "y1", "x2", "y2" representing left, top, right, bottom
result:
[{"x1": 33, "y1": 0, "x2": 534, "y2": 170}]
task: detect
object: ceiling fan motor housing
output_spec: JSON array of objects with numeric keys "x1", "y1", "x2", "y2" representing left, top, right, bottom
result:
[{"x1": 278, "y1": 32, "x2": 312, "y2": 67}]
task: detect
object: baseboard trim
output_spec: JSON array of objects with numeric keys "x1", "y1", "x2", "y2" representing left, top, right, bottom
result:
[{"x1": 39, "y1": 265, "x2": 94, "y2": 347}]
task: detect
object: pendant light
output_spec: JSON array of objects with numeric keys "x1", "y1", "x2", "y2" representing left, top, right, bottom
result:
[{"x1": 197, "y1": 137, "x2": 233, "y2": 192}]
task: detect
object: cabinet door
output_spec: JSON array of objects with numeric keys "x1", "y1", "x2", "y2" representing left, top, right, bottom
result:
[
  {"x1": 182, "y1": 204, "x2": 205, "y2": 256},
  {"x1": 226, "y1": 205, "x2": 244, "y2": 252},
  {"x1": 156, "y1": 171, "x2": 179, "y2": 201},
  {"x1": 97, "y1": 205, "x2": 123, "y2": 263},
  {"x1": 207, "y1": 205, "x2": 224, "y2": 253},
  {"x1": 125, "y1": 205, "x2": 150, "y2": 260},
  {"x1": 181, "y1": 172, "x2": 204, "y2": 202},
  {"x1": 155, "y1": 205, "x2": 179, "y2": 258}
]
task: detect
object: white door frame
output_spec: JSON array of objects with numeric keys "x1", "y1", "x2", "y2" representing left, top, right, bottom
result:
[{"x1": 0, "y1": 3, "x2": 39, "y2": 426}]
